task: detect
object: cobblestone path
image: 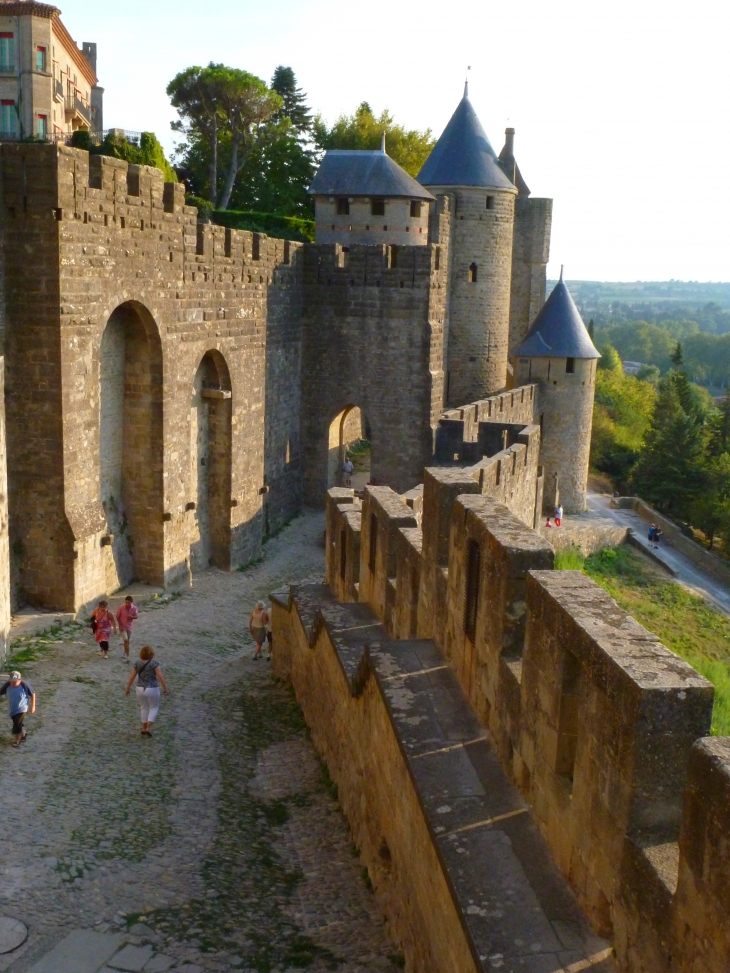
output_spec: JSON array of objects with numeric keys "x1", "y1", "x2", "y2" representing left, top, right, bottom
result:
[{"x1": 0, "y1": 513, "x2": 396, "y2": 973}]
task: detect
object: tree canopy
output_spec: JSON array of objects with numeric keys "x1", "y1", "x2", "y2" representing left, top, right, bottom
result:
[
  {"x1": 170, "y1": 64, "x2": 317, "y2": 218},
  {"x1": 313, "y1": 102, "x2": 435, "y2": 177},
  {"x1": 70, "y1": 130, "x2": 177, "y2": 182},
  {"x1": 168, "y1": 63, "x2": 282, "y2": 210}
]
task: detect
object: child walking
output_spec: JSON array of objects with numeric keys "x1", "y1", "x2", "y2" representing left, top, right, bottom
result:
[
  {"x1": 91, "y1": 600, "x2": 118, "y2": 658},
  {"x1": 0, "y1": 671, "x2": 36, "y2": 747},
  {"x1": 116, "y1": 595, "x2": 139, "y2": 658}
]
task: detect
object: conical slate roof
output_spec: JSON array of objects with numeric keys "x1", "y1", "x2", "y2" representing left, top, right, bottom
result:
[
  {"x1": 417, "y1": 84, "x2": 515, "y2": 191},
  {"x1": 309, "y1": 148, "x2": 434, "y2": 200},
  {"x1": 515, "y1": 276, "x2": 600, "y2": 359}
]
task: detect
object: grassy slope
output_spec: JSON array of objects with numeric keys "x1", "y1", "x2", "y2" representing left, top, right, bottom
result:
[{"x1": 555, "y1": 545, "x2": 730, "y2": 735}]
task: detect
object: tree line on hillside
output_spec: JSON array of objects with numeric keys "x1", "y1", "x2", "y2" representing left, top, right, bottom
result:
[
  {"x1": 592, "y1": 339, "x2": 730, "y2": 550},
  {"x1": 166, "y1": 64, "x2": 435, "y2": 217},
  {"x1": 591, "y1": 318, "x2": 730, "y2": 390}
]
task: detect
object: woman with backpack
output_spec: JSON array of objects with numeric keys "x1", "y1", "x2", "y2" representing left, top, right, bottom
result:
[{"x1": 125, "y1": 645, "x2": 169, "y2": 737}]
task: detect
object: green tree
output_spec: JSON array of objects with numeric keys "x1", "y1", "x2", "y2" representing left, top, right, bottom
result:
[
  {"x1": 707, "y1": 393, "x2": 730, "y2": 457},
  {"x1": 632, "y1": 380, "x2": 707, "y2": 515},
  {"x1": 168, "y1": 64, "x2": 282, "y2": 210},
  {"x1": 271, "y1": 65, "x2": 312, "y2": 134},
  {"x1": 71, "y1": 130, "x2": 177, "y2": 182},
  {"x1": 691, "y1": 453, "x2": 730, "y2": 548},
  {"x1": 590, "y1": 367, "x2": 656, "y2": 489},
  {"x1": 314, "y1": 102, "x2": 435, "y2": 176},
  {"x1": 598, "y1": 343, "x2": 622, "y2": 371},
  {"x1": 229, "y1": 66, "x2": 317, "y2": 217}
]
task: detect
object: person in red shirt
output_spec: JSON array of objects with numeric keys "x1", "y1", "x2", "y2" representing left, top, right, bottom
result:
[
  {"x1": 116, "y1": 596, "x2": 139, "y2": 659},
  {"x1": 91, "y1": 600, "x2": 117, "y2": 658}
]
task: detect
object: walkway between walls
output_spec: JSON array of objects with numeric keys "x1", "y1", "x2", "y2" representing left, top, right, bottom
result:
[
  {"x1": 274, "y1": 585, "x2": 616, "y2": 973},
  {"x1": 0, "y1": 512, "x2": 395, "y2": 973},
  {"x1": 588, "y1": 492, "x2": 730, "y2": 617}
]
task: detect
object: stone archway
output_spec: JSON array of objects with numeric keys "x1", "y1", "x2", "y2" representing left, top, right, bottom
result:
[
  {"x1": 99, "y1": 301, "x2": 164, "y2": 588},
  {"x1": 327, "y1": 405, "x2": 372, "y2": 491},
  {"x1": 190, "y1": 350, "x2": 232, "y2": 572}
]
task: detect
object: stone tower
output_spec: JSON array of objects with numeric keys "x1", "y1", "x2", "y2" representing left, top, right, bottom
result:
[
  {"x1": 512, "y1": 273, "x2": 600, "y2": 514},
  {"x1": 418, "y1": 84, "x2": 517, "y2": 405},
  {"x1": 498, "y1": 129, "x2": 553, "y2": 361},
  {"x1": 309, "y1": 138, "x2": 435, "y2": 247}
]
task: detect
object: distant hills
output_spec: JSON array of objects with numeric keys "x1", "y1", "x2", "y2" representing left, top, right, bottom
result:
[
  {"x1": 551, "y1": 281, "x2": 730, "y2": 309},
  {"x1": 547, "y1": 281, "x2": 730, "y2": 336}
]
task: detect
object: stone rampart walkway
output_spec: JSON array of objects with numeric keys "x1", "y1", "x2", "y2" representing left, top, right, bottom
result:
[{"x1": 0, "y1": 513, "x2": 395, "y2": 973}]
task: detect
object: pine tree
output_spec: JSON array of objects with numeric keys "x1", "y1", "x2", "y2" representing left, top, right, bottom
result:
[
  {"x1": 632, "y1": 380, "x2": 706, "y2": 515},
  {"x1": 588, "y1": 318, "x2": 595, "y2": 342},
  {"x1": 271, "y1": 66, "x2": 312, "y2": 135},
  {"x1": 707, "y1": 390, "x2": 730, "y2": 457}
]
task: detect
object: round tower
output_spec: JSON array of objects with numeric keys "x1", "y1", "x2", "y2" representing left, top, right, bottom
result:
[
  {"x1": 512, "y1": 272, "x2": 600, "y2": 514},
  {"x1": 418, "y1": 83, "x2": 517, "y2": 405}
]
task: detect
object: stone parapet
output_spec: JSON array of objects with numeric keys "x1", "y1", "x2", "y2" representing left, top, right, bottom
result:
[
  {"x1": 302, "y1": 475, "x2": 730, "y2": 973},
  {"x1": 271, "y1": 583, "x2": 614, "y2": 973}
]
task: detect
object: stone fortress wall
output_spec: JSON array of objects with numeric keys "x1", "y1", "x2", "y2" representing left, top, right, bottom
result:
[
  {"x1": 300, "y1": 197, "x2": 451, "y2": 504},
  {"x1": 0, "y1": 166, "x2": 10, "y2": 661},
  {"x1": 273, "y1": 449, "x2": 730, "y2": 973},
  {"x1": 508, "y1": 195, "x2": 553, "y2": 359},
  {"x1": 0, "y1": 142, "x2": 306, "y2": 611},
  {"x1": 0, "y1": 142, "x2": 456, "y2": 615}
]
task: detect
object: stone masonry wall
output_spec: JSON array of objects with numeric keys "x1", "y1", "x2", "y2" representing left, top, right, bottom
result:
[
  {"x1": 508, "y1": 196, "x2": 552, "y2": 359},
  {"x1": 0, "y1": 142, "x2": 304, "y2": 610},
  {"x1": 0, "y1": 173, "x2": 11, "y2": 660},
  {"x1": 430, "y1": 187, "x2": 516, "y2": 404},
  {"x1": 300, "y1": 199, "x2": 450, "y2": 504},
  {"x1": 322, "y1": 478, "x2": 730, "y2": 973},
  {"x1": 298, "y1": 480, "x2": 730, "y2": 973},
  {"x1": 515, "y1": 355, "x2": 596, "y2": 513}
]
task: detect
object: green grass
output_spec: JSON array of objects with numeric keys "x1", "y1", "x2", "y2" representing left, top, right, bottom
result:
[{"x1": 556, "y1": 544, "x2": 730, "y2": 735}]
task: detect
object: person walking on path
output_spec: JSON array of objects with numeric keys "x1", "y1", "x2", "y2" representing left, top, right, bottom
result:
[
  {"x1": 249, "y1": 601, "x2": 269, "y2": 660},
  {"x1": 91, "y1": 600, "x2": 117, "y2": 658},
  {"x1": 125, "y1": 646, "x2": 168, "y2": 737},
  {"x1": 265, "y1": 607, "x2": 273, "y2": 661},
  {"x1": 0, "y1": 671, "x2": 35, "y2": 747},
  {"x1": 648, "y1": 524, "x2": 657, "y2": 547},
  {"x1": 342, "y1": 456, "x2": 354, "y2": 488},
  {"x1": 555, "y1": 505, "x2": 563, "y2": 528},
  {"x1": 653, "y1": 526, "x2": 663, "y2": 549},
  {"x1": 116, "y1": 595, "x2": 139, "y2": 659}
]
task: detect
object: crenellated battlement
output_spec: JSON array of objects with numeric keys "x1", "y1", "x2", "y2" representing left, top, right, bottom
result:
[{"x1": 278, "y1": 465, "x2": 730, "y2": 973}]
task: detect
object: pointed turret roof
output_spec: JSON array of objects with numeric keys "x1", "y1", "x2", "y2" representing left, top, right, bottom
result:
[
  {"x1": 417, "y1": 83, "x2": 515, "y2": 191},
  {"x1": 515, "y1": 273, "x2": 600, "y2": 359}
]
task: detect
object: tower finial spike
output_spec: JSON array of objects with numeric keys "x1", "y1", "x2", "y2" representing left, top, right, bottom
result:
[
  {"x1": 381, "y1": 131, "x2": 386, "y2": 153},
  {"x1": 560, "y1": 264, "x2": 564, "y2": 281},
  {"x1": 464, "y1": 65, "x2": 471, "y2": 98}
]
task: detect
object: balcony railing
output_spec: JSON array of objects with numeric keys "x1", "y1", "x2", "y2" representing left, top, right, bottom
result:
[{"x1": 64, "y1": 92, "x2": 91, "y2": 125}]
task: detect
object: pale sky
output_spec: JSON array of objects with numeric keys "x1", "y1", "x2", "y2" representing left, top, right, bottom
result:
[{"x1": 64, "y1": 0, "x2": 729, "y2": 282}]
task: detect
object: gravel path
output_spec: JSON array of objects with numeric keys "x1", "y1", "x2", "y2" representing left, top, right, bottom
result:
[{"x1": 0, "y1": 512, "x2": 395, "y2": 973}]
